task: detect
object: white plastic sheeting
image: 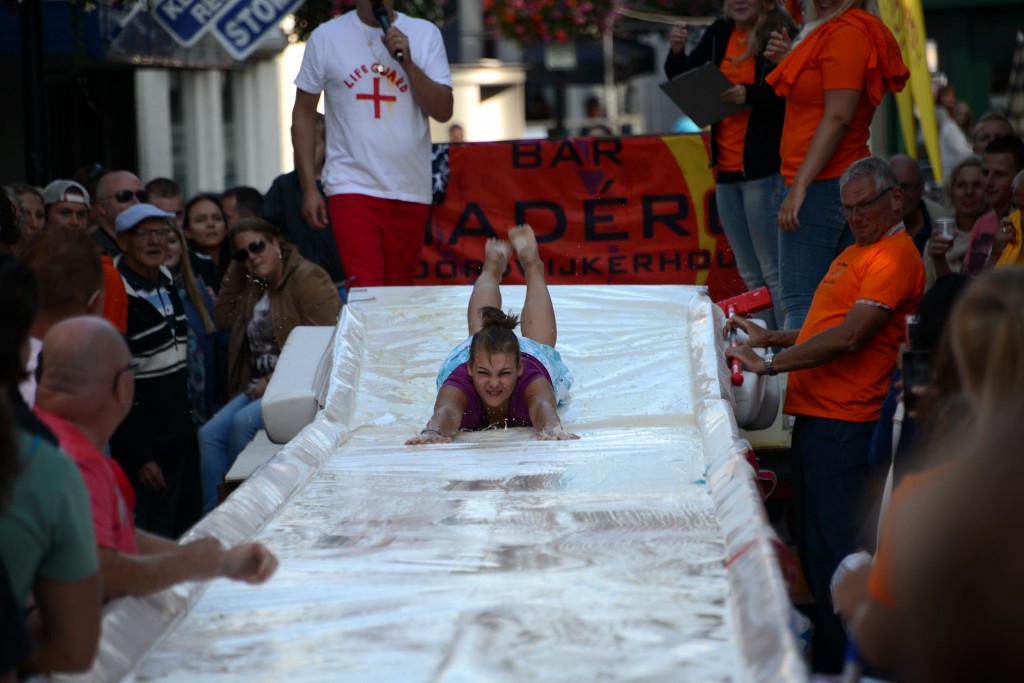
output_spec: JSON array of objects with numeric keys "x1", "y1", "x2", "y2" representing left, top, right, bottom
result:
[{"x1": 55, "y1": 285, "x2": 806, "y2": 683}]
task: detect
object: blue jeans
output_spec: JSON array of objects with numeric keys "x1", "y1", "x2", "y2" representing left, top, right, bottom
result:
[
  {"x1": 198, "y1": 393, "x2": 265, "y2": 514},
  {"x1": 716, "y1": 174, "x2": 785, "y2": 329},
  {"x1": 778, "y1": 178, "x2": 853, "y2": 331},
  {"x1": 791, "y1": 415, "x2": 876, "y2": 673}
]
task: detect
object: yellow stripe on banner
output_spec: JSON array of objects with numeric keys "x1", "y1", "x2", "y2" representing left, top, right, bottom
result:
[
  {"x1": 895, "y1": 89, "x2": 917, "y2": 160},
  {"x1": 880, "y1": 0, "x2": 942, "y2": 181},
  {"x1": 661, "y1": 134, "x2": 717, "y2": 286}
]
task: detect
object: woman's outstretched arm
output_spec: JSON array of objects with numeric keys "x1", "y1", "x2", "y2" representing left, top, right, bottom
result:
[
  {"x1": 406, "y1": 386, "x2": 467, "y2": 445},
  {"x1": 524, "y1": 378, "x2": 579, "y2": 440}
]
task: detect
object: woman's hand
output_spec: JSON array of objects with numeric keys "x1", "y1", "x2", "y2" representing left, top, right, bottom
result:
[
  {"x1": 668, "y1": 22, "x2": 688, "y2": 55},
  {"x1": 777, "y1": 184, "x2": 806, "y2": 232},
  {"x1": 721, "y1": 84, "x2": 747, "y2": 105},
  {"x1": 537, "y1": 426, "x2": 580, "y2": 441},
  {"x1": 245, "y1": 377, "x2": 269, "y2": 400},
  {"x1": 764, "y1": 28, "x2": 792, "y2": 63},
  {"x1": 927, "y1": 235, "x2": 953, "y2": 261},
  {"x1": 406, "y1": 429, "x2": 453, "y2": 445}
]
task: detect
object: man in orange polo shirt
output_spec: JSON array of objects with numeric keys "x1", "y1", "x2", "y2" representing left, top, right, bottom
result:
[{"x1": 725, "y1": 156, "x2": 925, "y2": 672}]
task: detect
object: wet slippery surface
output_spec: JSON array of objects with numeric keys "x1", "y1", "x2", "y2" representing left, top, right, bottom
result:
[{"x1": 131, "y1": 286, "x2": 743, "y2": 682}]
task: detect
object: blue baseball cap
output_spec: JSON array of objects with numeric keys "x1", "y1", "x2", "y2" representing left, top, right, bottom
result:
[{"x1": 115, "y1": 203, "x2": 174, "y2": 234}]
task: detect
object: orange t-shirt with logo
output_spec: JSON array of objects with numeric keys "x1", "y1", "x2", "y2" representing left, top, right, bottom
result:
[
  {"x1": 784, "y1": 230, "x2": 924, "y2": 422},
  {"x1": 716, "y1": 31, "x2": 755, "y2": 173},
  {"x1": 776, "y1": 23, "x2": 878, "y2": 183}
]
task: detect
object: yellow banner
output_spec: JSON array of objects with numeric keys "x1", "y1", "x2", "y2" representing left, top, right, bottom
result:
[{"x1": 879, "y1": 0, "x2": 942, "y2": 180}]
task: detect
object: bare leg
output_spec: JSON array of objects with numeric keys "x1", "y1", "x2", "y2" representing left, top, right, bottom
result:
[
  {"x1": 509, "y1": 224, "x2": 556, "y2": 346},
  {"x1": 467, "y1": 238, "x2": 511, "y2": 336}
]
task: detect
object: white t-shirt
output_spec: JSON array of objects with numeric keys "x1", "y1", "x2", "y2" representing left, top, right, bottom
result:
[
  {"x1": 18, "y1": 336, "x2": 43, "y2": 407},
  {"x1": 295, "y1": 11, "x2": 452, "y2": 204}
]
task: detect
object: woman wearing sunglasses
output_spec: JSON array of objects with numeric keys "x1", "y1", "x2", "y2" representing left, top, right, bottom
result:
[{"x1": 198, "y1": 218, "x2": 342, "y2": 514}]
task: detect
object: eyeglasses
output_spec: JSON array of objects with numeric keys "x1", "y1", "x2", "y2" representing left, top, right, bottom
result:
[
  {"x1": 233, "y1": 239, "x2": 267, "y2": 262},
  {"x1": 112, "y1": 358, "x2": 141, "y2": 391},
  {"x1": 133, "y1": 228, "x2": 172, "y2": 241},
  {"x1": 106, "y1": 189, "x2": 149, "y2": 204},
  {"x1": 840, "y1": 187, "x2": 894, "y2": 219}
]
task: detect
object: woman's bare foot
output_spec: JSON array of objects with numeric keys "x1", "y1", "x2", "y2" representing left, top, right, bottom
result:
[
  {"x1": 483, "y1": 237, "x2": 512, "y2": 277},
  {"x1": 509, "y1": 224, "x2": 540, "y2": 266}
]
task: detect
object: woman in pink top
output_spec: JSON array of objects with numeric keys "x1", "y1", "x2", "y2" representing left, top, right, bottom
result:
[{"x1": 406, "y1": 225, "x2": 577, "y2": 443}]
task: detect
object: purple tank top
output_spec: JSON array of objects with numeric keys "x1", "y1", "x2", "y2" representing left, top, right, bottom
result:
[{"x1": 441, "y1": 353, "x2": 552, "y2": 430}]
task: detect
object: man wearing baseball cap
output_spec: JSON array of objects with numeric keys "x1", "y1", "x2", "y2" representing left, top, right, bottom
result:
[
  {"x1": 42, "y1": 180, "x2": 91, "y2": 232},
  {"x1": 111, "y1": 204, "x2": 202, "y2": 537},
  {"x1": 41, "y1": 178, "x2": 130, "y2": 335}
]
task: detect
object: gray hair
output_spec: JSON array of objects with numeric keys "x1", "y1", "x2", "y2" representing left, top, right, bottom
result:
[
  {"x1": 1013, "y1": 170, "x2": 1024, "y2": 193},
  {"x1": 840, "y1": 157, "x2": 899, "y2": 193}
]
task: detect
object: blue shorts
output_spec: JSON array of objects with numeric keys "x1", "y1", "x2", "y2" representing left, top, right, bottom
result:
[{"x1": 436, "y1": 336, "x2": 574, "y2": 404}]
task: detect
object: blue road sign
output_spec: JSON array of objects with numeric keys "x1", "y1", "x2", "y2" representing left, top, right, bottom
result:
[
  {"x1": 213, "y1": 0, "x2": 304, "y2": 61},
  {"x1": 153, "y1": 0, "x2": 237, "y2": 47}
]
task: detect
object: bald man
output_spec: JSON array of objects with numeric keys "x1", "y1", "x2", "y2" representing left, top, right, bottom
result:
[
  {"x1": 91, "y1": 170, "x2": 147, "y2": 258},
  {"x1": 34, "y1": 317, "x2": 278, "y2": 603}
]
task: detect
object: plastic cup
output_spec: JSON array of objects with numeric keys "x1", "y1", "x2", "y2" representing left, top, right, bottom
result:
[{"x1": 935, "y1": 217, "x2": 956, "y2": 242}]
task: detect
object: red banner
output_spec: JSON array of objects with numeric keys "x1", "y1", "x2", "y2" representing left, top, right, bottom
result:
[{"x1": 418, "y1": 134, "x2": 745, "y2": 300}]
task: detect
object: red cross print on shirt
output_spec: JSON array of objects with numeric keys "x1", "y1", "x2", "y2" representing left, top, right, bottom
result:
[{"x1": 356, "y1": 78, "x2": 397, "y2": 118}]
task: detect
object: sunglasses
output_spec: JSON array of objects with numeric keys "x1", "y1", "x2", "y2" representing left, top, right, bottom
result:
[
  {"x1": 233, "y1": 239, "x2": 267, "y2": 262},
  {"x1": 108, "y1": 189, "x2": 149, "y2": 204}
]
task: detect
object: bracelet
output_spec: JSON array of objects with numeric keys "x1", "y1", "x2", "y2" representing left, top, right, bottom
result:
[{"x1": 421, "y1": 428, "x2": 442, "y2": 436}]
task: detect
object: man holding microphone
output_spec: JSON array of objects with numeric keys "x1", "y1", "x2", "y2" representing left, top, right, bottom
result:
[{"x1": 291, "y1": 0, "x2": 453, "y2": 288}]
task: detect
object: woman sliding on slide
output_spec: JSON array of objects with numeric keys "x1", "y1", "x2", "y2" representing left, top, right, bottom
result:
[{"x1": 406, "y1": 225, "x2": 578, "y2": 444}]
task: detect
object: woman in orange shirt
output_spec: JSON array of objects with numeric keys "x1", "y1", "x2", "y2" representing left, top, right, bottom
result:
[
  {"x1": 766, "y1": 0, "x2": 908, "y2": 330},
  {"x1": 666, "y1": 0, "x2": 797, "y2": 329}
]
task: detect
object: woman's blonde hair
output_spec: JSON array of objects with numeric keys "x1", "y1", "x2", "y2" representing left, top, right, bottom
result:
[
  {"x1": 733, "y1": 0, "x2": 798, "y2": 63},
  {"x1": 948, "y1": 266, "x2": 1024, "y2": 427},
  {"x1": 170, "y1": 222, "x2": 216, "y2": 334}
]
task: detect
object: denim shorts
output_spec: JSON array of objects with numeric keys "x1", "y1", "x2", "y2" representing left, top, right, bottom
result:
[{"x1": 437, "y1": 336, "x2": 574, "y2": 404}]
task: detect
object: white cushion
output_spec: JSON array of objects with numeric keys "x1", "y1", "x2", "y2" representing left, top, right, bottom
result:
[{"x1": 261, "y1": 326, "x2": 336, "y2": 444}]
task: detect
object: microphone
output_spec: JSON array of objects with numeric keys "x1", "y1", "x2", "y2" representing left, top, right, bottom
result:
[{"x1": 371, "y1": 1, "x2": 404, "y2": 63}]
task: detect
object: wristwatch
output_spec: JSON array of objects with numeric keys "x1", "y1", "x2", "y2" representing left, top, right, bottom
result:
[{"x1": 763, "y1": 354, "x2": 778, "y2": 376}]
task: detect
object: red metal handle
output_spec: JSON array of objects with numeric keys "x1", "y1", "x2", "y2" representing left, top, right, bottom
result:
[{"x1": 727, "y1": 304, "x2": 744, "y2": 386}]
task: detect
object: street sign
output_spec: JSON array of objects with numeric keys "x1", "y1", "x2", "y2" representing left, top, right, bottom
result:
[
  {"x1": 153, "y1": 0, "x2": 237, "y2": 47},
  {"x1": 152, "y1": 0, "x2": 302, "y2": 58},
  {"x1": 212, "y1": 0, "x2": 304, "y2": 60}
]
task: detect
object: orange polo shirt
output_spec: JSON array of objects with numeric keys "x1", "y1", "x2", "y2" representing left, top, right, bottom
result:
[{"x1": 784, "y1": 229, "x2": 924, "y2": 422}]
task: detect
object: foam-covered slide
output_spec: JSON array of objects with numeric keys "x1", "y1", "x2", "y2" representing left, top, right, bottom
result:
[{"x1": 68, "y1": 286, "x2": 805, "y2": 683}]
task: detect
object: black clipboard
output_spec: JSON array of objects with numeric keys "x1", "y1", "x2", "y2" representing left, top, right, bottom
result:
[{"x1": 659, "y1": 63, "x2": 749, "y2": 128}]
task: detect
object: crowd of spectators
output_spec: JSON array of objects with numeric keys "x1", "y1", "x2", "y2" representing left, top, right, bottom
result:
[{"x1": 0, "y1": 166, "x2": 347, "y2": 676}]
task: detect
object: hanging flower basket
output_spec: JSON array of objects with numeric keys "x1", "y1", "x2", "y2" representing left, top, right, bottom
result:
[{"x1": 484, "y1": 0, "x2": 619, "y2": 45}]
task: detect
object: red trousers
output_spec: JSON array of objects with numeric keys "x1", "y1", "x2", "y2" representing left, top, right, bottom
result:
[{"x1": 328, "y1": 193, "x2": 429, "y2": 287}]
